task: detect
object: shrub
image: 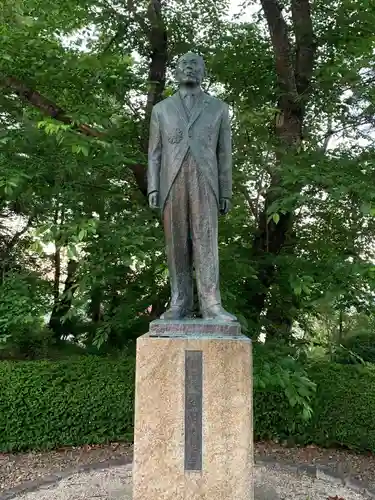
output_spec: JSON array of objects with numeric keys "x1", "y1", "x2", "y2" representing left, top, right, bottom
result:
[
  {"x1": 303, "y1": 362, "x2": 375, "y2": 451},
  {"x1": 1, "y1": 342, "x2": 317, "y2": 452},
  {"x1": 255, "y1": 361, "x2": 375, "y2": 452},
  {"x1": 0, "y1": 356, "x2": 135, "y2": 452},
  {"x1": 2, "y1": 351, "x2": 375, "y2": 453},
  {"x1": 253, "y1": 341, "x2": 316, "y2": 441},
  {"x1": 0, "y1": 327, "x2": 56, "y2": 360}
]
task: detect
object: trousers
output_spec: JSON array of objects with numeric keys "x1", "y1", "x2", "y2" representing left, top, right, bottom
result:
[{"x1": 163, "y1": 152, "x2": 221, "y2": 313}]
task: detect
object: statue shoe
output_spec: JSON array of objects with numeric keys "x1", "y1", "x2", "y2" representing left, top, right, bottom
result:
[
  {"x1": 202, "y1": 304, "x2": 237, "y2": 322},
  {"x1": 160, "y1": 307, "x2": 192, "y2": 320}
]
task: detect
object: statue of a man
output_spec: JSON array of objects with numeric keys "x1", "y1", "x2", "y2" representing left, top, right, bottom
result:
[{"x1": 148, "y1": 51, "x2": 236, "y2": 322}]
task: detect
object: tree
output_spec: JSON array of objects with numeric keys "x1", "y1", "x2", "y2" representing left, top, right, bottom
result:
[{"x1": 0, "y1": 0, "x2": 375, "y2": 351}]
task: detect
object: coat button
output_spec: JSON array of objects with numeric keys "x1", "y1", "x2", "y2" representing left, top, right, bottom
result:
[{"x1": 188, "y1": 132, "x2": 192, "y2": 138}]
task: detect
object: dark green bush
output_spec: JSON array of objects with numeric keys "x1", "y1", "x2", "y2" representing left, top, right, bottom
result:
[
  {"x1": 255, "y1": 361, "x2": 375, "y2": 452},
  {"x1": 304, "y1": 362, "x2": 375, "y2": 451},
  {"x1": 0, "y1": 356, "x2": 135, "y2": 452},
  {"x1": 2, "y1": 354, "x2": 375, "y2": 453}
]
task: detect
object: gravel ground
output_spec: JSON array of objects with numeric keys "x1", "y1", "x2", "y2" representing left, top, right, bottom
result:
[
  {"x1": 256, "y1": 442, "x2": 375, "y2": 490},
  {"x1": 1, "y1": 441, "x2": 374, "y2": 493},
  {"x1": 9, "y1": 463, "x2": 373, "y2": 500},
  {"x1": 13, "y1": 465, "x2": 132, "y2": 500},
  {"x1": 0, "y1": 443, "x2": 132, "y2": 491}
]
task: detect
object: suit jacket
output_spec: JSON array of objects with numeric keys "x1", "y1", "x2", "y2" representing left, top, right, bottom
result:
[{"x1": 147, "y1": 90, "x2": 232, "y2": 212}]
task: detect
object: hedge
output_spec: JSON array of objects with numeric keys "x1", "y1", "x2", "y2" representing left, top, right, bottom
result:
[
  {"x1": 304, "y1": 362, "x2": 375, "y2": 451},
  {"x1": 255, "y1": 362, "x2": 375, "y2": 452},
  {"x1": 0, "y1": 356, "x2": 135, "y2": 452},
  {"x1": 1, "y1": 356, "x2": 375, "y2": 453}
]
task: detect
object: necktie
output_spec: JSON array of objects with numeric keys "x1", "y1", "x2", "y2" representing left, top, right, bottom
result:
[{"x1": 185, "y1": 94, "x2": 195, "y2": 113}]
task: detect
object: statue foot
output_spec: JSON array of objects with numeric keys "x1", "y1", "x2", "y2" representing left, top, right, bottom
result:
[
  {"x1": 202, "y1": 305, "x2": 237, "y2": 322},
  {"x1": 160, "y1": 307, "x2": 192, "y2": 320}
]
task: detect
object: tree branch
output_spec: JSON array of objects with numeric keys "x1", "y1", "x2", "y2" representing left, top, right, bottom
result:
[
  {"x1": 2, "y1": 76, "x2": 104, "y2": 138},
  {"x1": 0, "y1": 215, "x2": 34, "y2": 267},
  {"x1": 2, "y1": 78, "x2": 149, "y2": 197},
  {"x1": 321, "y1": 116, "x2": 333, "y2": 153},
  {"x1": 239, "y1": 186, "x2": 257, "y2": 219},
  {"x1": 2, "y1": 76, "x2": 149, "y2": 194}
]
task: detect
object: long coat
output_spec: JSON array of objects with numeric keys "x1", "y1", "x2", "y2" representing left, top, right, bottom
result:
[{"x1": 147, "y1": 90, "x2": 232, "y2": 212}]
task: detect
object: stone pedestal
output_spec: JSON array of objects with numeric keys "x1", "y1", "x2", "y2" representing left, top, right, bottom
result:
[{"x1": 132, "y1": 320, "x2": 253, "y2": 500}]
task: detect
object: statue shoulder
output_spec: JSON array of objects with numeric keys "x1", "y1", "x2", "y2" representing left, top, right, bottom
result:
[
  {"x1": 152, "y1": 95, "x2": 174, "y2": 115},
  {"x1": 204, "y1": 93, "x2": 228, "y2": 110}
]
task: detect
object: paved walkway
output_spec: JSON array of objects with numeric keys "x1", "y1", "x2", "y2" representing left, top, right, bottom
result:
[{"x1": 1, "y1": 462, "x2": 373, "y2": 500}]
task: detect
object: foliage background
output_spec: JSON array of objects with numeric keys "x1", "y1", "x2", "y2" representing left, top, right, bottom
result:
[
  {"x1": 1, "y1": 0, "x2": 375, "y2": 349},
  {"x1": 1, "y1": 0, "x2": 375, "y2": 451}
]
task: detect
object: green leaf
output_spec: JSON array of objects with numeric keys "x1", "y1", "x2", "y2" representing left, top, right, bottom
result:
[
  {"x1": 78, "y1": 229, "x2": 86, "y2": 241},
  {"x1": 272, "y1": 213, "x2": 280, "y2": 224}
]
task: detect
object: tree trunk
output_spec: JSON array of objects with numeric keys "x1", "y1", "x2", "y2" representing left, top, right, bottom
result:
[
  {"x1": 89, "y1": 285, "x2": 103, "y2": 324},
  {"x1": 52, "y1": 247, "x2": 61, "y2": 306},
  {"x1": 264, "y1": 288, "x2": 300, "y2": 340},
  {"x1": 49, "y1": 207, "x2": 62, "y2": 336},
  {"x1": 49, "y1": 259, "x2": 78, "y2": 339},
  {"x1": 249, "y1": 0, "x2": 316, "y2": 338},
  {"x1": 338, "y1": 309, "x2": 344, "y2": 343}
]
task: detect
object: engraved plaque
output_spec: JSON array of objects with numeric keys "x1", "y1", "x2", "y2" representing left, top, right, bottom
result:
[{"x1": 184, "y1": 350, "x2": 203, "y2": 471}]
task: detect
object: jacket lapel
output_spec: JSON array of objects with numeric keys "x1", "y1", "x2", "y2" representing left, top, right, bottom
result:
[{"x1": 171, "y1": 93, "x2": 188, "y2": 125}]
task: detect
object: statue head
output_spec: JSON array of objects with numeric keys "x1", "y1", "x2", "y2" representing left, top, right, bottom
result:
[{"x1": 175, "y1": 52, "x2": 205, "y2": 86}]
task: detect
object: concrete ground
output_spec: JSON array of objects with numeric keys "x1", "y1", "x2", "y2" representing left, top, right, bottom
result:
[{"x1": 4, "y1": 462, "x2": 373, "y2": 500}]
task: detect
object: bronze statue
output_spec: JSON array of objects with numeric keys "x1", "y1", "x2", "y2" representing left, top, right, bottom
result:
[{"x1": 148, "y1": 52, "x2": 236, "y2": 322}]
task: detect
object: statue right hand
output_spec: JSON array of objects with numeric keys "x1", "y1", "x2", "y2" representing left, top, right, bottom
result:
[{"x1": 148, "y1": 191, "x2": 159, "y2": 209}]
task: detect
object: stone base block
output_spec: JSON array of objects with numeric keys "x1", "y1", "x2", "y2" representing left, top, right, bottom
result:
[{"x1": 133, "y1": 321, "x2": 253, "y2": 500}]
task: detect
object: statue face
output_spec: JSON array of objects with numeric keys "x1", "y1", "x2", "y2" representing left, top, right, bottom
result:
[{"x1": 175, "y1": 53, "x2": 205, "y2": 85}]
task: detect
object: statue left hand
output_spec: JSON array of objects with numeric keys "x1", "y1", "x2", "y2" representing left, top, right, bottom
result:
[{"x1": 219, "y1": 198, "x2": 231, "y2": 216}]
